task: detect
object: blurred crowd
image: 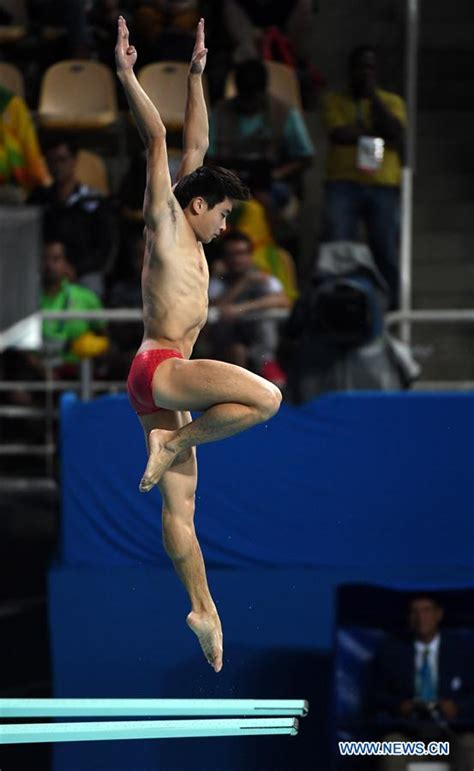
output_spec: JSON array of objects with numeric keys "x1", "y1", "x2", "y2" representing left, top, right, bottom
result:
[{"x1": 0, "y1": 0, "x2": 416, "y2": 405}]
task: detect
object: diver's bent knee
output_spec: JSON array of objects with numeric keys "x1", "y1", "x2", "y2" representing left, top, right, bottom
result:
[{"x1": 257, "y1": 384, "x2": 282, "y2": 421}]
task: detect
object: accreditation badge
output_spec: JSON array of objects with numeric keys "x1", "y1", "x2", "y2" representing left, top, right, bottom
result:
[{"x1": 356, "y1": 136, "x2": 385, "y2": 172}]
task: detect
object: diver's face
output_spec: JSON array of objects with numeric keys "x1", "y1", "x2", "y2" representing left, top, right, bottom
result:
[{"x1": 194, "y1": 197, "x2": 233, "y2": 243}]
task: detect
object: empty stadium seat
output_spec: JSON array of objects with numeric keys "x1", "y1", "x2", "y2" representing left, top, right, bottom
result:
[
  {"x1": 137, "y1": 61, "x2": 210, "y2": 132},
  {"x1": 38, "y1": 60, "x2": 119, "y2": 131}
]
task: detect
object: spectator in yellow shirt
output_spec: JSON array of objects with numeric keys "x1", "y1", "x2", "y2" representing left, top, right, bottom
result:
[
  {"x1": 0, "y1": 86, "x2": 49, "y2": 202},
  {"x1": 321, "y1": 45, "x2": 406, "y2": 308}
]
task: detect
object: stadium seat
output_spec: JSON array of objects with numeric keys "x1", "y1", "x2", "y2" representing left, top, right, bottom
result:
[
  {"x1": 225, "y1": 61, "x2": 302, "y2": 111},
  {"x1": 137, "y1": 61, "x2": 210, "y2": 132},
  {"x1": 75, "y1": 150, "x2": 109, "y2": 195},
  {"x1": 0, "y1": 0, "x2": 27, "y2": 44},
  {"x1": 38, "y1": 60, "x2": 119, "y2": 131}
]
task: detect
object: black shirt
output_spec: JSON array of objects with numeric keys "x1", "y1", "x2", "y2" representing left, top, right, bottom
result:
[{"x1": 28, "y1": 182, "x2": 116, "y2": 276}]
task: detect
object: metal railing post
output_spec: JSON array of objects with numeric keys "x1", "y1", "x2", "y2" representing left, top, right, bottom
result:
[
  {"x1": 400, "y1": 0, "x2": 419, "y2": 346},
  {"x1": 80, "y1": 359, "x2": 93, "y2": 402},
  {"x1": 44, "y1": 355, "x2": 55, "y2": 478}
]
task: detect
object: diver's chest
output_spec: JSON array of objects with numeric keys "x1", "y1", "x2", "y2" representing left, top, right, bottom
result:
[{"x1": 177, "y1": 253, "x2": 209, "y2": 291}]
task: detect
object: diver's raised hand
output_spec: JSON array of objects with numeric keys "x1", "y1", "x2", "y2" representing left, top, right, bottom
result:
[
  {"x1": 190, "y1": 18, "x2": 207, "y2": 75},
  {"x1": 115, "y1": 15, "x2": 137, "y2": 74}
]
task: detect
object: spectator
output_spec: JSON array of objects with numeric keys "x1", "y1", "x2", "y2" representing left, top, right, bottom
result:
[
  {"x1": 371, "y1": 594, "x2": 474, "y2": 771},
  {"x1": 2, "y1": 239, "x2": 107, "y2": 407},
  {"x1": 208, "y1": 230, "x2": 289, "y2": 383},
  {"x1": 208, "y1": 58, "x2": 314, "y2": 225},
  {"x1": 0, "y1": 85, "x2": 50, "y2": 203},
  {"x1": 107, "y1": 233, "x2": 144, "y2": 309},
  {"x1": 28, "y1": 136, "x2": 117, "y2": 298},
  {"x1": 195, "y1": 0, "x2": 234, "y2": 102},
  {"x1": 321, "y1": 44, "x2": 406, "y2": 308},
  {"x1": 278, "y1": 241, "x2": 418, "y2": 403},
  {"x1": 222, "y1": 0, "x2": 313, "y2": 65},
  {"x1": 118, "y1": 149, "x2": 147, "y2": 224},
  {"x1": 221, "y1": 0, "x2": 322, "y2": 107},
  {"x1": 88, "y1": 0, "x2": 133, "y2": 69},
  {"x1": 29, "y1": 0, "x2": 93, "y2": 58},
  {"x1": 105, "y1": 232, "x2": 144, "y2": 379},
  {"x1": 227, "y1": 196, "x2": 299, "y2": 302},
  {"x1": 41, "y1": 239, "x2": 108, "y2": 370}
]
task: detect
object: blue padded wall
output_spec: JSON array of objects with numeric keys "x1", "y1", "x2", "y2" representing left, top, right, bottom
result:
[
  {"x1": 58, "y1": 392, "x2": 474, "y2": 570},
  {"x1": 49, "y1": 393, "x2": 474, "y2": 770}
]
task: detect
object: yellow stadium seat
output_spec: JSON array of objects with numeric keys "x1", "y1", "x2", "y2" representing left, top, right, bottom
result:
[
  {"x1": 137, "y1": 61, "x2": 210, "y2": 132},
  {"x1": 38, "y1": 60, "x2": 118, "y2": 131},
  {"x1": 75, "y1": 150, "x2": 109, "y2": 195},
  {"x1": 0, "y1": 0, "x2": 27, "y2": 44},
  {"x1": 41, "y1": 26, "x2": 66, "y2": 42}
]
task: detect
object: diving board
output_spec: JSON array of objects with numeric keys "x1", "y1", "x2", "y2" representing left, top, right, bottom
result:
[
  {"x1": 0, "y1": 717, "x2": 299, "y2": 744},
  {"x1": 0, "y1": 698, "x2": 308, "y2": 719}
]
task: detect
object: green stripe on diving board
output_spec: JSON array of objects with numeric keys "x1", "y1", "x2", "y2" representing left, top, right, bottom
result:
[
  {"x1": 0, "y1": 698, "x2": 308, "y2": 718},
  {"x1": 0, "y1": 718, "x2": 299, "y2": 744}
]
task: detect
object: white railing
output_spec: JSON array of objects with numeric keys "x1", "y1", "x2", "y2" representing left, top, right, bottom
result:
[
  {"x1": 0, "y1": 303, "x2": 472, "y2": 493},
  {"x1": 37, "y1": 307, "x2": 474, "y2": 325},
  {"x1": 36, "y1": 307, "x2": 289, "y2": 323},
  {"x1": 54, "y1": 307, "x2": 474, "y2": 396},
  {"x1": 399, "y1": 0, "x2": 420, "y2": 346},
  {"x1": 2, "y1": 306, "x2": 474, "y2": 403},
  {"x1": 387, "y1": 310, "x2": 474, "y2": 324},
  {"x1": 0, "y1": 308, "x2": 290, "y2": 402}
]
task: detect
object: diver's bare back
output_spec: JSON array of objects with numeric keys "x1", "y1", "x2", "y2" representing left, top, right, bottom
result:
[{"x1": 140, "y1": 199, "x2": 209, "y2": 358}]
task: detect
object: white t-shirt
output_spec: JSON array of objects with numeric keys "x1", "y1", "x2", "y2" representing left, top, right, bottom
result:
[{"x1": 209, "y1": 273, "x2": 284, "y2": 302}]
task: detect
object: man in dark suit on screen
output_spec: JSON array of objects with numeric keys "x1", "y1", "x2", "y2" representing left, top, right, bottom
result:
[{"x1": 372, "y1": 594, "x2": 474, "y2": 771}]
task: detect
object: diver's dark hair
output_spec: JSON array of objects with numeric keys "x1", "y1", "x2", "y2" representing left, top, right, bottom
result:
[{"x1": 173, "y1": 165, "x2": 250, "y2": 210}]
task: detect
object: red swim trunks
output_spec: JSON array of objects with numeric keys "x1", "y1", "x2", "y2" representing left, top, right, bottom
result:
[{"x1": 127, "y1": 348, "x2": 183, "y2": 416}]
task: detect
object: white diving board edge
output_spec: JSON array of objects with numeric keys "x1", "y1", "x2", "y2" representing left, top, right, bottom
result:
[
  {"x1": 0, "y1": 698, "x2": 309, "y2": 719},
  {"x1": 0, "y1": 717, "x2": 299, "y2": 744}
]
